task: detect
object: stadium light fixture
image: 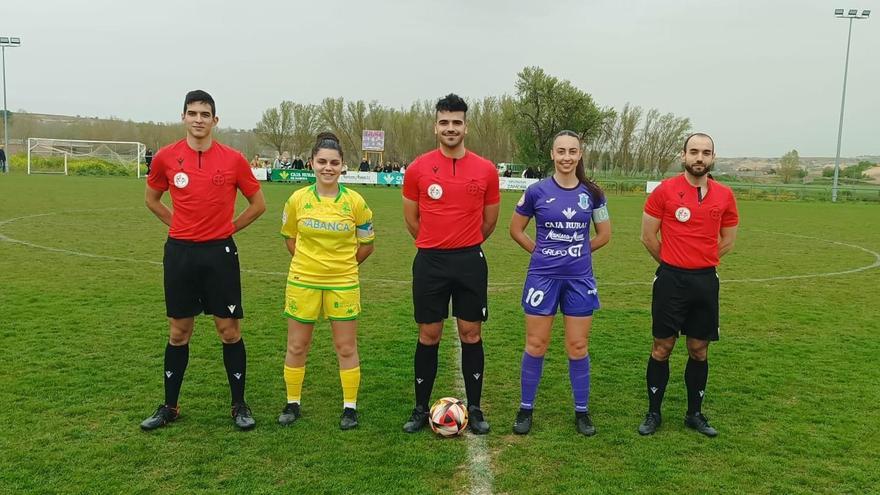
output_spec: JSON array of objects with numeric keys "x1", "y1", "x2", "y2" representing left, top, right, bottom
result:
[
  {"x1": 1, "y1": 35, "x2": 22, "y2": 173},
  {"x1": 830, "y1": 10, "x2": 869, "y2": 202}
]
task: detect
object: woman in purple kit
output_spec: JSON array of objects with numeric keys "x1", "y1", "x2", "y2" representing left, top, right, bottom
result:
[{"x1": 508, "y1": 130, "x2": 612, "y2": 436}]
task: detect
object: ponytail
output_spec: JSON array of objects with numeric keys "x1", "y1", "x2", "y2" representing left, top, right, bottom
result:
[{"x1": 575, "y1": 157, "x2": 605, "y2": 205}]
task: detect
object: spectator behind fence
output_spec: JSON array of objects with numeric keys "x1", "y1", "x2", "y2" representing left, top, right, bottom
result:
[{"x1": 0, "y1": 145, "x2": 8, "y2": 173}]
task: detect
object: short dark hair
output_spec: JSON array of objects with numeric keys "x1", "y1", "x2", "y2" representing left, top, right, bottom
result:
[
  {"x1": 312, "y1": 131, "x2": 343, "y2": 160},
  {"x1": 183, "y1": 90, "x2": 216, "y2": 116},
  {"x1": 436, "y1": 93, "x2": 468, "y2": 116},
  {"x1": 682, "y1": 132, "x2": 714, "y2": 152}
]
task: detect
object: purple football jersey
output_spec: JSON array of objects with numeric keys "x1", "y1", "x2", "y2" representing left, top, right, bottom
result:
[{"x1": 515, "y1": 178, "x2": 608, "y2": 279}]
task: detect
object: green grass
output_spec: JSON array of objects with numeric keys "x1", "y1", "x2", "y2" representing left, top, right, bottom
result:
[{"x1": 1, "y1": 174, "x2": 878, "y2": 494}]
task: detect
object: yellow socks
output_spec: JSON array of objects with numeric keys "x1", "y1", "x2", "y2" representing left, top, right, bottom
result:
[
  {"x1": 283, "y1": 365, "x2": 305, "y2": 403},
  {"x1": 339, "y1": 366, "x2": 361, "y2": 409}
]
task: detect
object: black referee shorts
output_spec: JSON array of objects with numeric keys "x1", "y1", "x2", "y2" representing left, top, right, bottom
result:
[
  {"x1": 163, "y1": 237, "x2": 244, "y2": 319},
  {"x1": 412, "y1": 245, "x2": 488, "y2": 324},
  {"x1": 651, "y1": 263, "x2": 719, "y2": 341}
]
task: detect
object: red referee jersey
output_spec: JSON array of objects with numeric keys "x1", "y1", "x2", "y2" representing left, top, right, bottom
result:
[
  {"x1": 644, "y1": 174, "x2": 739, "y2": 269},
  {"x1": 147, "y1": 139, "x2": 261, "y2": 242},
  {"x1": 403, "y1": 149, "x2": 500, "y2": 249}
]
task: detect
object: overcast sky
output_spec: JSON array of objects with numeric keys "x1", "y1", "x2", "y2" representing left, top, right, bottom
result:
[{"x1": 5, "y1": 0, "x2": 878, "y2": 157}]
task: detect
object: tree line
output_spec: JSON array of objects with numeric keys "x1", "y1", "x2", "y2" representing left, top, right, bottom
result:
[{"x1": 3, "y1": 67, "x2": 692, "y2": 175}]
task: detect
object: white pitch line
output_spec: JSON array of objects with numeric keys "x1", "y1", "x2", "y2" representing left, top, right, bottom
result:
[
  {"x1": 1, "y1": 212, "x2": 878, "y2": 287},
  {"x1": 452, "y1": 338, "x2": 495, "y2": 495}
]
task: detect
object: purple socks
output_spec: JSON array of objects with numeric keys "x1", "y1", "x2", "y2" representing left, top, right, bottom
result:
[
  {"x1": 519, "y1": 352, "x2": 544, "y2": 409},
  {"x1": 569, "y1": 355, "x2": 591, "y2": 412}
]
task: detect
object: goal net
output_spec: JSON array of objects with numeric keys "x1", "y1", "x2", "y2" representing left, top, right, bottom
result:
[{"x1": 27, "y1": 138, "x2": 147, "y2": 177}]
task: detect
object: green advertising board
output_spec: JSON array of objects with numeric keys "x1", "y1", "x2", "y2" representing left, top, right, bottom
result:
[{"x1": 272, "y1": 170, "x2": 316, "y2": 183}]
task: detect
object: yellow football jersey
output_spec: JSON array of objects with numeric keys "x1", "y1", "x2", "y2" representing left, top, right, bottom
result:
[{"x1": 281, "y1": 184, "x2": 375, "y2": 288}]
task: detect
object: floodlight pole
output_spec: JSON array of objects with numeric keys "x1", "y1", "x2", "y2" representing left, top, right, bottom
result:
[
  {"x1": 1, "y1": 37, "x2": 22, "y2": 174},
  {"x1": 831, "y1": 10, "x2": 869, "y2": 202},
  {"x1": 2, "y1": 45, "x2": 8, "y2": 174}
]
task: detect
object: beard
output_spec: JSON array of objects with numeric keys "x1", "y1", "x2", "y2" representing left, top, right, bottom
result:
[
  {"x1": 683, "y1": 161, "x2": 711, "y2": 177},
  {"x1": 440, "y1": 133, "x2": 463, "y2": 148}
]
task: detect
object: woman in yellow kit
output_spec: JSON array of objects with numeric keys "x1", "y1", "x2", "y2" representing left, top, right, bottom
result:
[{"x1": 278, "y1": 132, "x2": 375, "y2": 430}]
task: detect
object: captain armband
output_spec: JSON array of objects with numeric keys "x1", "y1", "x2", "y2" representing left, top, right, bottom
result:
[
  {"x1": 592, "y1": 205, "x2": 610, "y2": 223},
  {"x1": 356, "y1": 222, "x2": 374, "y2": 239}
]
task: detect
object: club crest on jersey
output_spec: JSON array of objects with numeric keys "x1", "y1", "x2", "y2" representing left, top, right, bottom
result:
[
  {"x1": 427, "y1": 183, "x2": 443, "y2": 200},
  {"x1": 173, "y1": 172, "x2": 189, "y2": 189},
  {"x1": 212, "y1": 173, "x2": 225, "y2": 186},
  {"x1": 675, "y1": 207, "x2": 691, "y2": 222},
  {"x1": 578, "y1": 193, "x2": 590, "y2": 210}
]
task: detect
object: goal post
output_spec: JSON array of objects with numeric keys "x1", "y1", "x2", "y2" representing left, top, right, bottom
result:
[{"x1": 27, "y1": 138, "x2": 146, "y2": 177}]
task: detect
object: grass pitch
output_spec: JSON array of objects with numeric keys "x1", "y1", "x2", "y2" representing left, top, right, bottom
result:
[{"x1": 1, "y1": 174, "x2": 878, "y2": 494}]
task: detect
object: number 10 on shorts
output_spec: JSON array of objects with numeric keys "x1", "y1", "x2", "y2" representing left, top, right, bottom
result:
[{"x1": 526, "y1": 287, "x2": 545, "y2": 307}]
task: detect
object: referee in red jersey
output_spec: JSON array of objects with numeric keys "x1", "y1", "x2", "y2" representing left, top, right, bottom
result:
[
  {"x1": 638, "y1": 133, "x2": 738, "y2": 437},
  {"x1": 141, "y1": 90, "x2": 266, "y2": 431},
  {"x1": 401, "y1": 94, "x2": 501, "y2": 434}
]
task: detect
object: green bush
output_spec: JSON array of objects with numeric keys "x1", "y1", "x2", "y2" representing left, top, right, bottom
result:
[{"x1": 6, "y1": 154, "x2": 134, "y2": 176}]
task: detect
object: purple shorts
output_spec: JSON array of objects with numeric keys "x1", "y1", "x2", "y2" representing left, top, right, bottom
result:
[{"x1": 521, "y1": 273, "x2": 600, "y2": 317}]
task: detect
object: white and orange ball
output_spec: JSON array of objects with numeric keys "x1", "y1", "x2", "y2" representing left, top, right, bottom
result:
[{"x1": 429, "y1": 397, "x2": 468, "y2": 437}]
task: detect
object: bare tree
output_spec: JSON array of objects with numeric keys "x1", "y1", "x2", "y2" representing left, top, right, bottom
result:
[{"x1": 255, "y1": 101, "x2": 295, "y2": 155}]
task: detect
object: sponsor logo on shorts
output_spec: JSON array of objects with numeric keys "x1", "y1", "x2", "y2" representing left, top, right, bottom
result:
[
  {"x1": 227, "y1": 304, "x2": 236, "y2": 314},
  {"x1": 165, "y1": 371, "x2": 173, "y2": 378},
  {"x1": 173, "y1": 172, "x2": 189, "y2": 189},
  {"x1": 233, "y1": 373, "x2": 242, "y2": 380}
]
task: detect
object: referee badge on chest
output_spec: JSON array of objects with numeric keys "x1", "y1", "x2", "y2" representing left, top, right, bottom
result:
[
  {"x1": 173, "y1": 172, "x2": 189, "y2": 189},
  {"x1": 427, "y1": 183, "x2": 443, "y2": 200},
  {"x1": 675, "y1": 206, "x2": 691, "y2": 222}
]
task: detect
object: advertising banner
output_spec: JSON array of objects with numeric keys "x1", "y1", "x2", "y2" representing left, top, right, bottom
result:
[
  {"x1": 362, "y1": 130, "x2": 385, "y2": 151},
  {"x1": 377, "y1": 172, "x2": 404, "y2": 186},
  {"x1": 499, "y1": 177, "x2": 538, "y2": 191},
  {"x1": 272, "y1": 170, "x2": 316, "y2": 183},
  {"x1": 339, "y1": 171, "x2": 376, "y2": 184},
  {"x1": 251, "y1": 167, "x2": 268, "y2": 181}
]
